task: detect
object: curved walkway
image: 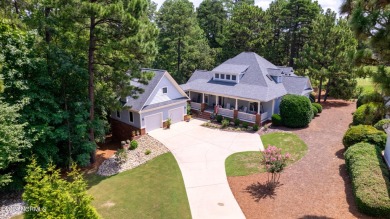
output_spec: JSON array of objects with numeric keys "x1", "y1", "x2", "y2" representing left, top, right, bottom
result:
[{"x1": 149, "y1": 119, "x2": 263, "y2": 219}]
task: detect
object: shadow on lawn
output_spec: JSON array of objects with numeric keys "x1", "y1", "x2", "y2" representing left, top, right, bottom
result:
[
  {"x1": 298, "y1": 216, "x2": 334, "y2": 219},
  {"x1": 244, "y1": 181, "x2": 282, "y2": 201}
]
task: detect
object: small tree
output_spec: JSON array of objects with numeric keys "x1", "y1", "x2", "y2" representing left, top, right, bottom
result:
[
  {"x1": 23, "y1": 159, "x2": 100, "y2": 218},
  {"x1": 261, "y1": 145, "x2": 290, "y2": 185}
]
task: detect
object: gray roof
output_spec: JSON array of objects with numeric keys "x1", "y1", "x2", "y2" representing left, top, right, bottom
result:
[
  {"x1": 282, "y1": 76, "x2": 313, "y2": 95},
  {"x1": 181, "y1": 52, "x2": 288, "y2": 102},
  {"x1": 212, "y1": 64, "x2": 249, "y2": 74},
  {"x1": 141, "y1": 97, "x2": 188, "y2": 111}
]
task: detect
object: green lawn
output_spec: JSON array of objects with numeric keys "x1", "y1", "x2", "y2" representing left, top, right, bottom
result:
[
  {"x1": 87, "y1": 153, "x2": 191, "y2": 219},
  {"x1": 225, "y1": 132, "x2": 308, "y2": 177},
  {"x1": 357, "y1": 77, "x2": 375, "y2": 93}
]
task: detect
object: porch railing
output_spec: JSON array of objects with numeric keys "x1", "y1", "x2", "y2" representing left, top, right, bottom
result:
[
  {"x1": 237, "y1": 111, "x2": 256, "y2": 122},
  {"x1": 191, "y1": 102, "x2": 201, "y2": 110},
  {"x1": 261, "y1": 112, "x2": 269, "y2": 122},
  {"x1": 218, "y1": 108, "x2": 234, "y2": 118}
]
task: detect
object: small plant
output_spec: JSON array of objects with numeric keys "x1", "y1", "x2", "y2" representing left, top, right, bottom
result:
[
  {"x1": 136, "y1": 130, "x2": 140, "y2": 136},
  {"x1": 234, "y1": 118, "x2": 240, "y2": 126},
  {"x1": 187, "y1": 103, "x2": 191, "y2": 115},
  {"x1": 115, "y1": 149, "x2": 128, "y2": 165},
  {"x1": 216, "y1": 115, "x2": 223, "y2": 123},
  {"x1": 263, "y1": 124, "x2": 270, "y2": 131},
  {"x1": 145, "y1": 149, "x2": 151, "y2": 155},
  {"x1": 131, "y1": 131, "x2": 136, "y2": 137},
  {"x1": 261, "y1": 145, "x2": 290, "y2": 185},
  {"x1": 221, "y1": 119, "x2": 230, "y2": 128},
  {"x1": 253, "y1": 124, "x2": 259, "y2": 131},
  {"x1": 242, "y1": 122, "x2": 248, "y2": 129},
  {"x1": 166, "y1": 118, "x2": 172, "y2": 128},
  {"x1": 271, "y1": 114, "x2": 282, "y2": 126},
  {"x1": 130, "y1": 140, "x2": 138, "y2": 150}
]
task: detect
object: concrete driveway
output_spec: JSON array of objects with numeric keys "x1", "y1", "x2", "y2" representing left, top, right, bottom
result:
[{"x1": 149, "y1": 119, "x2": 263, "y2": 219}]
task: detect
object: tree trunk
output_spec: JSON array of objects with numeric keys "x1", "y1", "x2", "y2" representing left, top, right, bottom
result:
[
  {"x1": 177, "y1": 38, "x2": 181, "y2": 77},
  {"x1": 324, "y1": 78, "x2": 331, "y2": 102},
  {"x1": 88, "y1": 13, "x2": 96, "y2": 164},
  {"x1": 14, "y1": 0, "x2": 20, "y2": 15},
  {"x1": 317, "y1": 75, "x2": 323, "y2": 103},
  {"x1": 45, "y1": 7, "x2": 52, "y2": 43}
]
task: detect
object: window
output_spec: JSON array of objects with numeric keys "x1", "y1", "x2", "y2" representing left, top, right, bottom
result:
[
  {"x1": 162, "y1": 87, "x2": 168, "y2": 94},
  {"x1": 226, "y1": 75, "x2": 231, "y2": 80},
  {"x1": 204, "y1": 95, "x2": 209, "y2": 104},
  {"x1": 221, "y1": 74, "x2": 225, "y2": 79},
  {"x1": 232, "y1": 75, "x2": 237, "y2": 81},
  {"x1": 116, "y1": 111, "x2": 121, "y2": 118},
  {"x1": 215, "y1": 73, "x2": 219, "y2": 79},
  {"x1": 129, "y1": 111, "x2": 134, "y2": 122}
]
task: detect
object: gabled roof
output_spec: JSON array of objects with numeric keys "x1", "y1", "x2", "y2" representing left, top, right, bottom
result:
[
  {"x1": 181, "y1": 52, "x2": 288, "y2": 102},
  {"x1": 282, "y1": 76, "x2": 313, "y2": 95},
  {"x1": 125, "y1": 68, "x2": 188, "y2": 111}
]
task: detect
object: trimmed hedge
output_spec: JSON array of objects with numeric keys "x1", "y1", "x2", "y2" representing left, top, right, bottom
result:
[
  {"x1": 342, "y1": 125, "x2": 387, "y2": 150},
  {"x1": 374, "y1": 119, "x2": 390, "y2": 131},
  {"x1": 312, "y1": 103, "x2": 322, "y2": 113},
  {"x1": 353, "y1": 102, "x2": 384, "y2": 125},
  {"x1": 356, "y1": 90, "x2": 383, "y2": 108},
  {"x1": 271, "y1": 114, "x2": 282, "y2": 126},
  {"x1": 280, "y1": 94, "x2": 312, "y2": 128},
  {"x1": 344, "y1": 143, "x2": 390, "y2": 217},
  {"x1": 312, "y1": 105, "x2": 318, "y2": 117}
]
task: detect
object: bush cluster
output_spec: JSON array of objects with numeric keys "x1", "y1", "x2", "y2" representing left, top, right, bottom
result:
[
  {"x1": 374, "y1": 119, "x2": 390, "y2": 131},
  {"x1": 242, "y1": 122, "x2": 248, "y2": 129},
  {"x1": 252, "y1": 124, "x2": 259, "y2": 131},
  {"x1": 344, "y1": 143, "x2": 390, "y2": 217},
  {"x1": 216, "y1": 115, "x2": 223, "y2": 123},
  {"x1": 234, "y1": 118, "x2": 240, "y2": 126},
  {"x1": 342, "y1": 125, "x2": 387, "y2": 150},
  {"x1": 311, "y1": 103, "x2": 322, "y2": 113},
  {"x1": 221, "y1": 119, "x2": 229, "y2": 128},
  {"x1": 356, "y1": 91, "x2": 383, "y2": 108},
  {"x1": 130, "y1": 140, "x2": 138, "y2": 150},
  {"x1": 280, "y1": 94, "x2": 312, "y2": 128},
  {"x1": 271, "y1": 114, "x2": 282, "y2": 126},
  {"x1": 311, "y1": 105, "x2": 318, "y2": 117},
  {"x1": 353, "y1": 102, "x2": 384, "y2": 125}
]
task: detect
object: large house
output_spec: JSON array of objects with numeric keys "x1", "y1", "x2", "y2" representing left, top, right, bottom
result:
[
  {"x1": 110, "y1": 69, "x2": 189, "y2": 141},
  {"x1": 180, "y1": 52, "x2": 313, "y2": 125}
]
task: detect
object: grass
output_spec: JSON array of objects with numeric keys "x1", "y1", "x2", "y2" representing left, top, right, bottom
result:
[
  {"x1": 86, "y1": 153, "x2": 191, "y2": 219},
  {"x1": 225, "y1": 132, "x2": 308, "y2": 177},
  {"x1": 357, "y1": 77, "x2": 375, "y2": 93}
]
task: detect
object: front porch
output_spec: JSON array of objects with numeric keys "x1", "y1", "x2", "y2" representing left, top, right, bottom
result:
[{"x1": 188, "y1": 91, "x2": 274, "y2": 124}]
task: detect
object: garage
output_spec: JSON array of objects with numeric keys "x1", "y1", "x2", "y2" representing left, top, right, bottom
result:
[
  {"x1": 145, "y1": 113, "x2": 162, "y2": 132},
  {"x1": 169, "y1": 107, "x2": 184, "y2": 124}
]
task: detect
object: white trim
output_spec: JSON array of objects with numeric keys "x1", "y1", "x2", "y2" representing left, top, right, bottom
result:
[
  {"x1": 187, "y1": 89, "x2": 264, "y2": 103},
  {"x1": 142, "y1": 112, "x2": 163, "y2": 130},
  {"x1": 271, "y1": 99, "x2": 275, "y2": 115},
  {"x1": 140, "y1": 99, "x2": 188, "y2": 113}
]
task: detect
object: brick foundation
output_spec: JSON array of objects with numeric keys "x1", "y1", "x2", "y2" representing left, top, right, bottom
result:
[{"x1": 110, "y1": 119, "x2": 143, "y2": 142}]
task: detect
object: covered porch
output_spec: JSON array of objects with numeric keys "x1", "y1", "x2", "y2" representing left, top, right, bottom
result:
[{"x1": 188, "y1": 91, "x2": 274, "y2": 124}]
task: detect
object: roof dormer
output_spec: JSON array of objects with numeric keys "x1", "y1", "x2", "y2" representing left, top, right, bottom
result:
[{"x1": 212, "y1": 64, "x2": 249, "y2": 83}]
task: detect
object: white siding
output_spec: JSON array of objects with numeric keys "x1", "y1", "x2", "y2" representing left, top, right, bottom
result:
[
  {"x1": 141, "y1": 102, "x2": 187, "y2": 128},
  {"x1": 147, "y1": 75, "x2": 183, "y2": 105},
  {"x1": 111, "y1": 110, "x2": 141, "y2": 128}
]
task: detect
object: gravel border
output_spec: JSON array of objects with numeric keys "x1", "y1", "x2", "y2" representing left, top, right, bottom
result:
[
  {"x1": 0, "y1": 192, "x2": 25, "y2": 219},
  {"x1": 97, "y1": 135, "x2": 169, "y2": 176}
]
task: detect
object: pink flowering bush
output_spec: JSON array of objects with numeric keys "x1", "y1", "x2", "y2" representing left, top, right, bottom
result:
[{"x1": 261, "y1": 145, "x2": 290, "y2": 184}]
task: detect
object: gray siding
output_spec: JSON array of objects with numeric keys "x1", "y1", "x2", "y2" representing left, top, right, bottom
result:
[
  {"x1": 111, "y1": 110, "x2": 141, "y2": 128},
  {"x1": 140, "y1": 102, "x2": 187, "y2": 128},
  {"x1": 274, "y1": 97, "x2": 282, "y2": 114}
]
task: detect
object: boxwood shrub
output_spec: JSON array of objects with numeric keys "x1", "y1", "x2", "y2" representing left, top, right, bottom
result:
[
  {"x1": 353, "y1": 102, "x2": 384, "y2": 125},
  {"x1": 374, "y1": 119, "x2": 390, "y2": 131},
  {"x1": 312, "y1": 103, "x2": 322, "y2": 113},
  {"x1": 312, "y1": 105, "x2": 318, "y2": 117},
  {"x1": 356, "y1": 90, "x2": 383, "y2": 108},
  {"x1": 216, "y1": 115, "x2": 223, "y2": 123},
  {"x1": 344, "y1": 143, "x2": 390, "y2": 217},
  {"x1": 280, "y1": 94, "x2": 312, "y2": 128},
  {"x1": 342, "y1": 125, "x2": 387, "y2": 150},
  {"x1": 271, "y1": 114, "x2": 282, "y2": 126}
]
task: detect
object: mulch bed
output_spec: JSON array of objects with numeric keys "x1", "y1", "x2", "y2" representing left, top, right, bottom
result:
[{"x1": 228, "y1": 99, "x2": 375, "y2": 219}]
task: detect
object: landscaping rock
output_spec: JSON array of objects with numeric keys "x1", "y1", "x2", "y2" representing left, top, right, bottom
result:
[
  {"x1": 0, "y1": 192, "x2": 25, "y2": 219},
  {"x1": 97, "y1": 135, "x2": 169, "y2": 176}
]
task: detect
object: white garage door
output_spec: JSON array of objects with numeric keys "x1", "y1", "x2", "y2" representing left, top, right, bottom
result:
[
  {"x1": 169, "y1": 107, "x2": 184, "y2": 124},
  {"x1": 145, "y1": 113, "x2": 162, "y2": 132}
]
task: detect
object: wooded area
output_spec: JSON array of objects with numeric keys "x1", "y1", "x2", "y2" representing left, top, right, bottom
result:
[{"x1": 0, "y1": 0, "x2": 389, "y2": 191}]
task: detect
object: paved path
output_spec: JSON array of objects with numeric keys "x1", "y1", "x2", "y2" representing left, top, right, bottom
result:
[{"x1": 149, "y1": 119, "x2": 263, "y2": 219}]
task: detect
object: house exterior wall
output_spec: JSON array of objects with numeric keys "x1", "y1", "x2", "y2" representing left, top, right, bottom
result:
[
  {"x1": 147, "y1": 75, "x2": 184, "y2": 105},
  {"x1": 111, "y1": 110, "x2": 141, "y2": 128},
  {"x1": 140, "y1": 102, "x2": 187, "y2": 128},
  {"x1": 262, "y1": 100, "x2": 273, "y2": 116},
  {"x1": 274, "y1": 97, "x2": 282, "y2": 114},
  {"x1": 110, "y1": 118, "x2": 144, "y2": 142}
]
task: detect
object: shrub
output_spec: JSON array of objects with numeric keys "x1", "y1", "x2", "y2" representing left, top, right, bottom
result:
[
  {"x1": 216, "y1": 115, "x2": 223, "y2": 123},
  {"x1": 234, "y1": 118, "x2": 240, "y2": 126},
  {"x1": 145, "y1": 150, "x2": 151, "y2": 155},
  {"x1": 342, "y1": 125, "x2": 387, "y2": 150},
  {"x1": 130, "y1": 140, "x2": 138, "y2": 150},
  {"x1": 261, "y1": 146, "x2": 291, "y2": 184},
  {"x1": 344, "y1": 143, "x2": 390, "y2": 217},
  {"x1": 271, "y1": 114, "x2": 282, "y2": 126},
  {"x1": 187, "y1": 103, "x2": 191, "y2": 115},
  {"x1": 312, "y1": 103, "x2": 322, "y2": 113},
  {"x1": 242, "y1": 122, "x2": 248, "y2": 129},
  {"x1": 374, "y1": 119, "x2": 390, "y2": 131},
  {"x1": 280, "y1": 94, "x2": 312, "y2": 128},
  {"x1": 253, "y1": 124, "x2": 259, "y2": 131},
  {"x1": 353, "y1": 102, "x2": 384, "y2": 125},
  {"x1": 356, "y1": 90, "x2": 382, "y2": 108},
  {"x1": 312, "y1": 105, "x2": 318, "y2": 117},
  {"x1": 115, "y1": 149, "x2": 128, "y2": 164},
  {"x1": 221, "y1": 119, "x2": 230, "y2": 128}
]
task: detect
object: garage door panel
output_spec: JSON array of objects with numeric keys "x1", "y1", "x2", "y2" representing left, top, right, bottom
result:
[
  {"x1": 145, "y1": 113, "x2": 162, "y2": 132},
  {"x1": 169, "y1": 107, "x2": 184, "y2": 124}
]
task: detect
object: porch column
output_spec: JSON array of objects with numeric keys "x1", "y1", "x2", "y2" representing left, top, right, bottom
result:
[
  {"x1": 234, "y1": 99, "x2": 238, "y2": 119},
  {"x1": 256, "y1": 101, "x2": 261, "y2": 125},
  {"x1": 201, "y1": 93, "x2": 206, "y2": 112},
  {"x1": 257, "y1": 101, "x2": 260, "y2": 114},
  {"x1": 202, "y1": 93, "x2": 205, "y2": 103},
  {"x1": 272, "y1": 99, "x2": 275, "y2": 115},
  {"x1": 216, "y1": 96, "x2": 219, "y2": 106}
]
